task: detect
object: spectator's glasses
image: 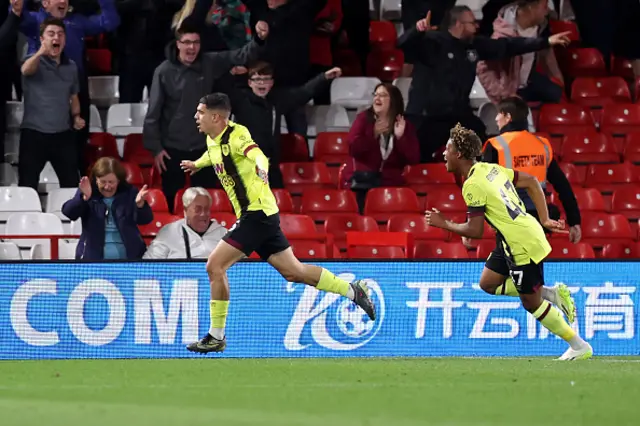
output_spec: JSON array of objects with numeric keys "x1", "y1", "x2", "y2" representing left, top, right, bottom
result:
[
  {"x1": 179, "y1": 40, "x2": 201, "y2": 47},
  {"x1": 250, "y1": 77, "x2": 273, "y2": 83},
  {"x1": 372, "y1": 92, "x2": 389, "y2": 98}
]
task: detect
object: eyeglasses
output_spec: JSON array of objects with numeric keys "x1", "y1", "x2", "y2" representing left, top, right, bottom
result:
[
  {"x1": 179, "y1": 40, "x2": 201, "y2": 47},
  {"x1": 250, "y1": 77, "x2": 273, "y2": 83}
]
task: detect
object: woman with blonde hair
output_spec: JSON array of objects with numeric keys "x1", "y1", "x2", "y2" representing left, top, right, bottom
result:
[{"x1": 62, "y1": 157, "x2": 153, "y2": 260}]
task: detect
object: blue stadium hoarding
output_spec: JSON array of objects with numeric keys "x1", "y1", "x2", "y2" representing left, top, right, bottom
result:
[{"x1": 0, "y1": 261, "x2": 636, "y2": 359}]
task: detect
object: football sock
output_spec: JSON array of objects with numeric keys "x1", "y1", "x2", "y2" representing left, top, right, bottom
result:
[
  {"x1": 208, "y1": 300, "x2": 229, "y2": 340},
  {"x1": 495, "y1": 277, "x2": 519, "y2": 296},
  {"x1": 316, "y1": 268, "x2": 354, "y2": 300},
  {"x1": 532, "y1": 300, "x2": 585, "y2": 350},
  {"x1": 540, "y1": 286, "x2": 556, "y2": 304}
]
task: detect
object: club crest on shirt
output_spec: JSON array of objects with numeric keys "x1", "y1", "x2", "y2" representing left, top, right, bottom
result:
[
  {"x1": 222, "y1": 144, "x2": 230, "y2": 157},
  {"x1": 466, "y1": 49, "x2": 478, "y2": 63}
]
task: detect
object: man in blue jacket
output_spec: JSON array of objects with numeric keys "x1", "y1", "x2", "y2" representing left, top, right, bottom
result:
[{"x1": 17, "y1": 0, "x2": 120, "y2": 174}]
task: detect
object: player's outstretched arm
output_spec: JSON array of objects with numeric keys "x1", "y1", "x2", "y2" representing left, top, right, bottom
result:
[
  {"x1": 515, "y1": 171, "x2": 567, "y2": 233},
  {"x1": 425, "y1": 208, "x2": 485, "y2": 239}
]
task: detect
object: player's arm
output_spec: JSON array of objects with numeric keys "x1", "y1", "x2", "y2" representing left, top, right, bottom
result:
[
  {"x1": 236, "y1": 130, "x2": 270, "y2": 183},
  {"x1": 426, "y1": 183, "x2": 486, "y2": 239},
  {"x1": 511, "y1": 170, "x2": 550, "y2": 223},
  {"x1": 192, "y1": 151, "x2": 212, "y2": 169}
]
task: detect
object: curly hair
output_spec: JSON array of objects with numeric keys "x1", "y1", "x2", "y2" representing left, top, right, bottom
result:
[{"x1": 450, "y1": 123, "x2": 482, "y2": 160}]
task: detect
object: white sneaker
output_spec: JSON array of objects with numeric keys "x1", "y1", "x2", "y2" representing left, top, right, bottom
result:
[{"x1": 557, "y1": 343, "x2": 593, "y2": 361}]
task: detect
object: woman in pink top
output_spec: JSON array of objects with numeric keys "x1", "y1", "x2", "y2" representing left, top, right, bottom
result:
[{"x1": 341, "y1": 82, "x2": 420, "y2": 210}]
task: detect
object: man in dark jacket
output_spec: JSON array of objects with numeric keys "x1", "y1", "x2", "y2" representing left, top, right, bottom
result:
[
  {"x1": 243, "y1": 0, "x2": 327, "y2": 136},
  {"x1": 398, "y1": 6, "x2": 570, "y2": 162},
  {"x1": 143, "y1": 20, "x2": 267, "y2": 213},
  {"x1": 482, "y1": 96, "x2": 582, "y2": 243},
  {"x1": 115, "y1": 0, "x2": 183, "y2": 103},
  {"x1": 0, "y1": 0, "x2": 22, "y2": 164},
  {"x1": 229, "y1": 62, "x2": 342, "y2": 188}
]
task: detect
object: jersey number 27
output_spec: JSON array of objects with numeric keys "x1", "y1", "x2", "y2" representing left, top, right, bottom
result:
[{"x1": 499, "y1": 180, "x2": 524, "y2": 220}]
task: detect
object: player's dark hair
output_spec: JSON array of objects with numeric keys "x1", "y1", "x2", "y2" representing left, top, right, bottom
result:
[
  {"x1": 450, "y1": 123, "x2": 482, "y2": 160},
  {"x1": 443, "y1": 5, "x2": 473, "y2": 29},
  {"x1": 366, "y1": 83, "x2": 405, "y2": 131},
  {"x1": 497, "y1": 96, "x2": 529, "y2": 124},
  {"x1": 516, "y1": 0, "x2": 545, "y2": 8},
  {"x1": 200, "y1": 93, "x2": 231, "y2": 113},
  {"x1": 39, "y1": 17, "x2": 65, "y2": 37},
  {"x1": 248, "y1": 62, "x2": 274, "y2": 78}
]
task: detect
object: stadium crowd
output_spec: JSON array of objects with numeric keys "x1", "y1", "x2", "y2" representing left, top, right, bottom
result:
[{"x1": 1, "y1": 0, "x2": 640, "y2": 261}]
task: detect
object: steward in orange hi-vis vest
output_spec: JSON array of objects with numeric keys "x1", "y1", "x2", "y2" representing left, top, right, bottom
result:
[
  {"x1": 484, "y1": 131, "x2": 552, "y2": 187},
  {"x1": 481, "y1": 97, "x2": 581, "y2": 239}
]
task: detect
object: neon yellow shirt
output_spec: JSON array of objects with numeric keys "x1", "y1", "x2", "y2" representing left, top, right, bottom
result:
[
  {"x1": 194, "y1": 121, "x2": 278, "y2": 218},
  {"x1": 462, "y1": 162, "x2": 551, "y2": 265}
]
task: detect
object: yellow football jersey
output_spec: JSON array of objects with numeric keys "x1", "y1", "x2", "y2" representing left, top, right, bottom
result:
[
  {"x1": 194, "y1": 121, "x2": 278, "y2": 218},
  {"x1": 462, "y1": 162, "x2": 551, "y2": 265}
]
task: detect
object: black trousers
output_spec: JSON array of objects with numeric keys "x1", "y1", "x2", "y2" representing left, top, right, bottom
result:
[
  {"x1": 163, "y1": 147, "x2": 219, "y2": 213},
  {"x1": 76, "y1": 72, "x2": 90, "y2": 175},
  {"x1": 407, "y1": 112, "x2": 487, "y2": 163},
  {"x1": 18, "y1": 128, "x2": 79, "y2": 190},
  {"x1": 517, "y1": 71, "x2": 563, "y2": 104}
]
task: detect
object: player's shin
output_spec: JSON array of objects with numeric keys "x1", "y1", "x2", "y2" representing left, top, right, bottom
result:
[
  {"x1": 208, "y1": 271, "x2": 230, "y2": 340},
  {"x1": 531, "y1": 300, "x2": 587, "y2": 350},
  {"x1": 316, "y1": 268, "x2": 355, "y2": 300}
]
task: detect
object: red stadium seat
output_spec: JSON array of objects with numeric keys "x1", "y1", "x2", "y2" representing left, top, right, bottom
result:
[
  {"x1": 600, "y1": 104, "x2": 640, "y2": 136},
  {"x1": 86, "y1": 48, "x2": 112, "y2": 74},
  {"x1": 414, "y1": 241, "x2": 469, "y2": 259},
  {"x1": 538, "y1": 104, "x2": 596, "y2": 135},
  {"x1": 426, "y1": 187, "x2": 468, "y2": 213},
  {"x1": 403, "y1": 163, "x2": 456, "y2": 195},
  {"x1": 558, "y1": 162, "x2": 586, "y2": 186},
  {"x1": 560, "y1": 132, "x2": 620, "y2": 164},
  {"x1": 211, "y1": 212, "x2": 237, "y2": 229},
  {"x1": 581, "y1": 212, "x2": 634, "y2": 246},
  {"x1": 123, "y1": 133, "x2": 154, "y2": 166},
  {"x1": 87, "y1": 132, "x2": 119, "y2": 159},
  {"x1": 549, "y1": 241, "x2": 596, "y2": 259},
  {"x1": 313, "y1": 132, "x2": 350, "y2": 165},
  {"x1": 122, "y1": 162, "x2": 144, "y2": 187},
  {"x1": 346, "y1": 231, "x2": 413, "y2": 258},
  {"x1": 623, "y1": 133, "x2": 640, "y2": 163},
  {"x1": 300, "y1": 189, "x2": 359, "y2": 222},
  {"x1": 475, "y1": 240, "x2": 495, "y2": 259},
  {"x1": 272, "y1": 188, "x2": 295, "y2": 213},
  {"x1": 173, "y1": 188, "x2": 234, "y2": 216},
  {"x1": 366, "y1": 49, "x2": 404, "y2": 82},
  {"x1": 369, "y1": 20, "x2": 397, "y2": 51},
  {"x1": 138, "y1": 213, "x2": 181, "y2": 237},
  {"x1": 280, "y1": 214, "x2": 317, "y2": 236},
  {"x1": 549, "y1": 20, "x2": 580, "y2": 44},
  {"x1": 146, "y1": 189, "x2": 169, "y2": 213},
  {"x1": 386, "y1": 214, "x2": 450, "y2": 241},
  {"x1": 364, "y1": 187, "x2": 421, "y2": 221},
  {"x1": 611, "y1": 56, "x2": 635, "y2": 81},
  {"x1": 611, "y1": 186, "x2": 640, "y2": 220},
  {"x1": 601, "y1": 242, "x2": 640, "y2": 259},
  {"x1": 280, "y1": 162, "x2": 333, "y2": 194},
  {"x1": 289, "y1": 240, "x2": 333, "y2": 259},
  {"x1": 584, "y1": 162, "x2": 639, "y2": 193},
  {"x1": 570, "y1": 77, "x2": 632, "y2": 107},
  {"x1": 349, "y1": 245, "x2": 406, "y2": 259},
  {"x1": 551, "y1": 187, "x2": 605, "y2": 212},
  {"x1": 558, "y1": 48, "x2": 607, "y2": 78},
  {"x1": 280, "y1": 133, "x2": 310, "y2": 162},
  {"x1": 324, "y1": 214, "x2": 378, "y2": 250}
]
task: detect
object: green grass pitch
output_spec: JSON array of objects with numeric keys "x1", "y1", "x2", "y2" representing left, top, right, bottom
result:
[{"x1": 1, "y1": 358, "x2": 638, "y2": 426}]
